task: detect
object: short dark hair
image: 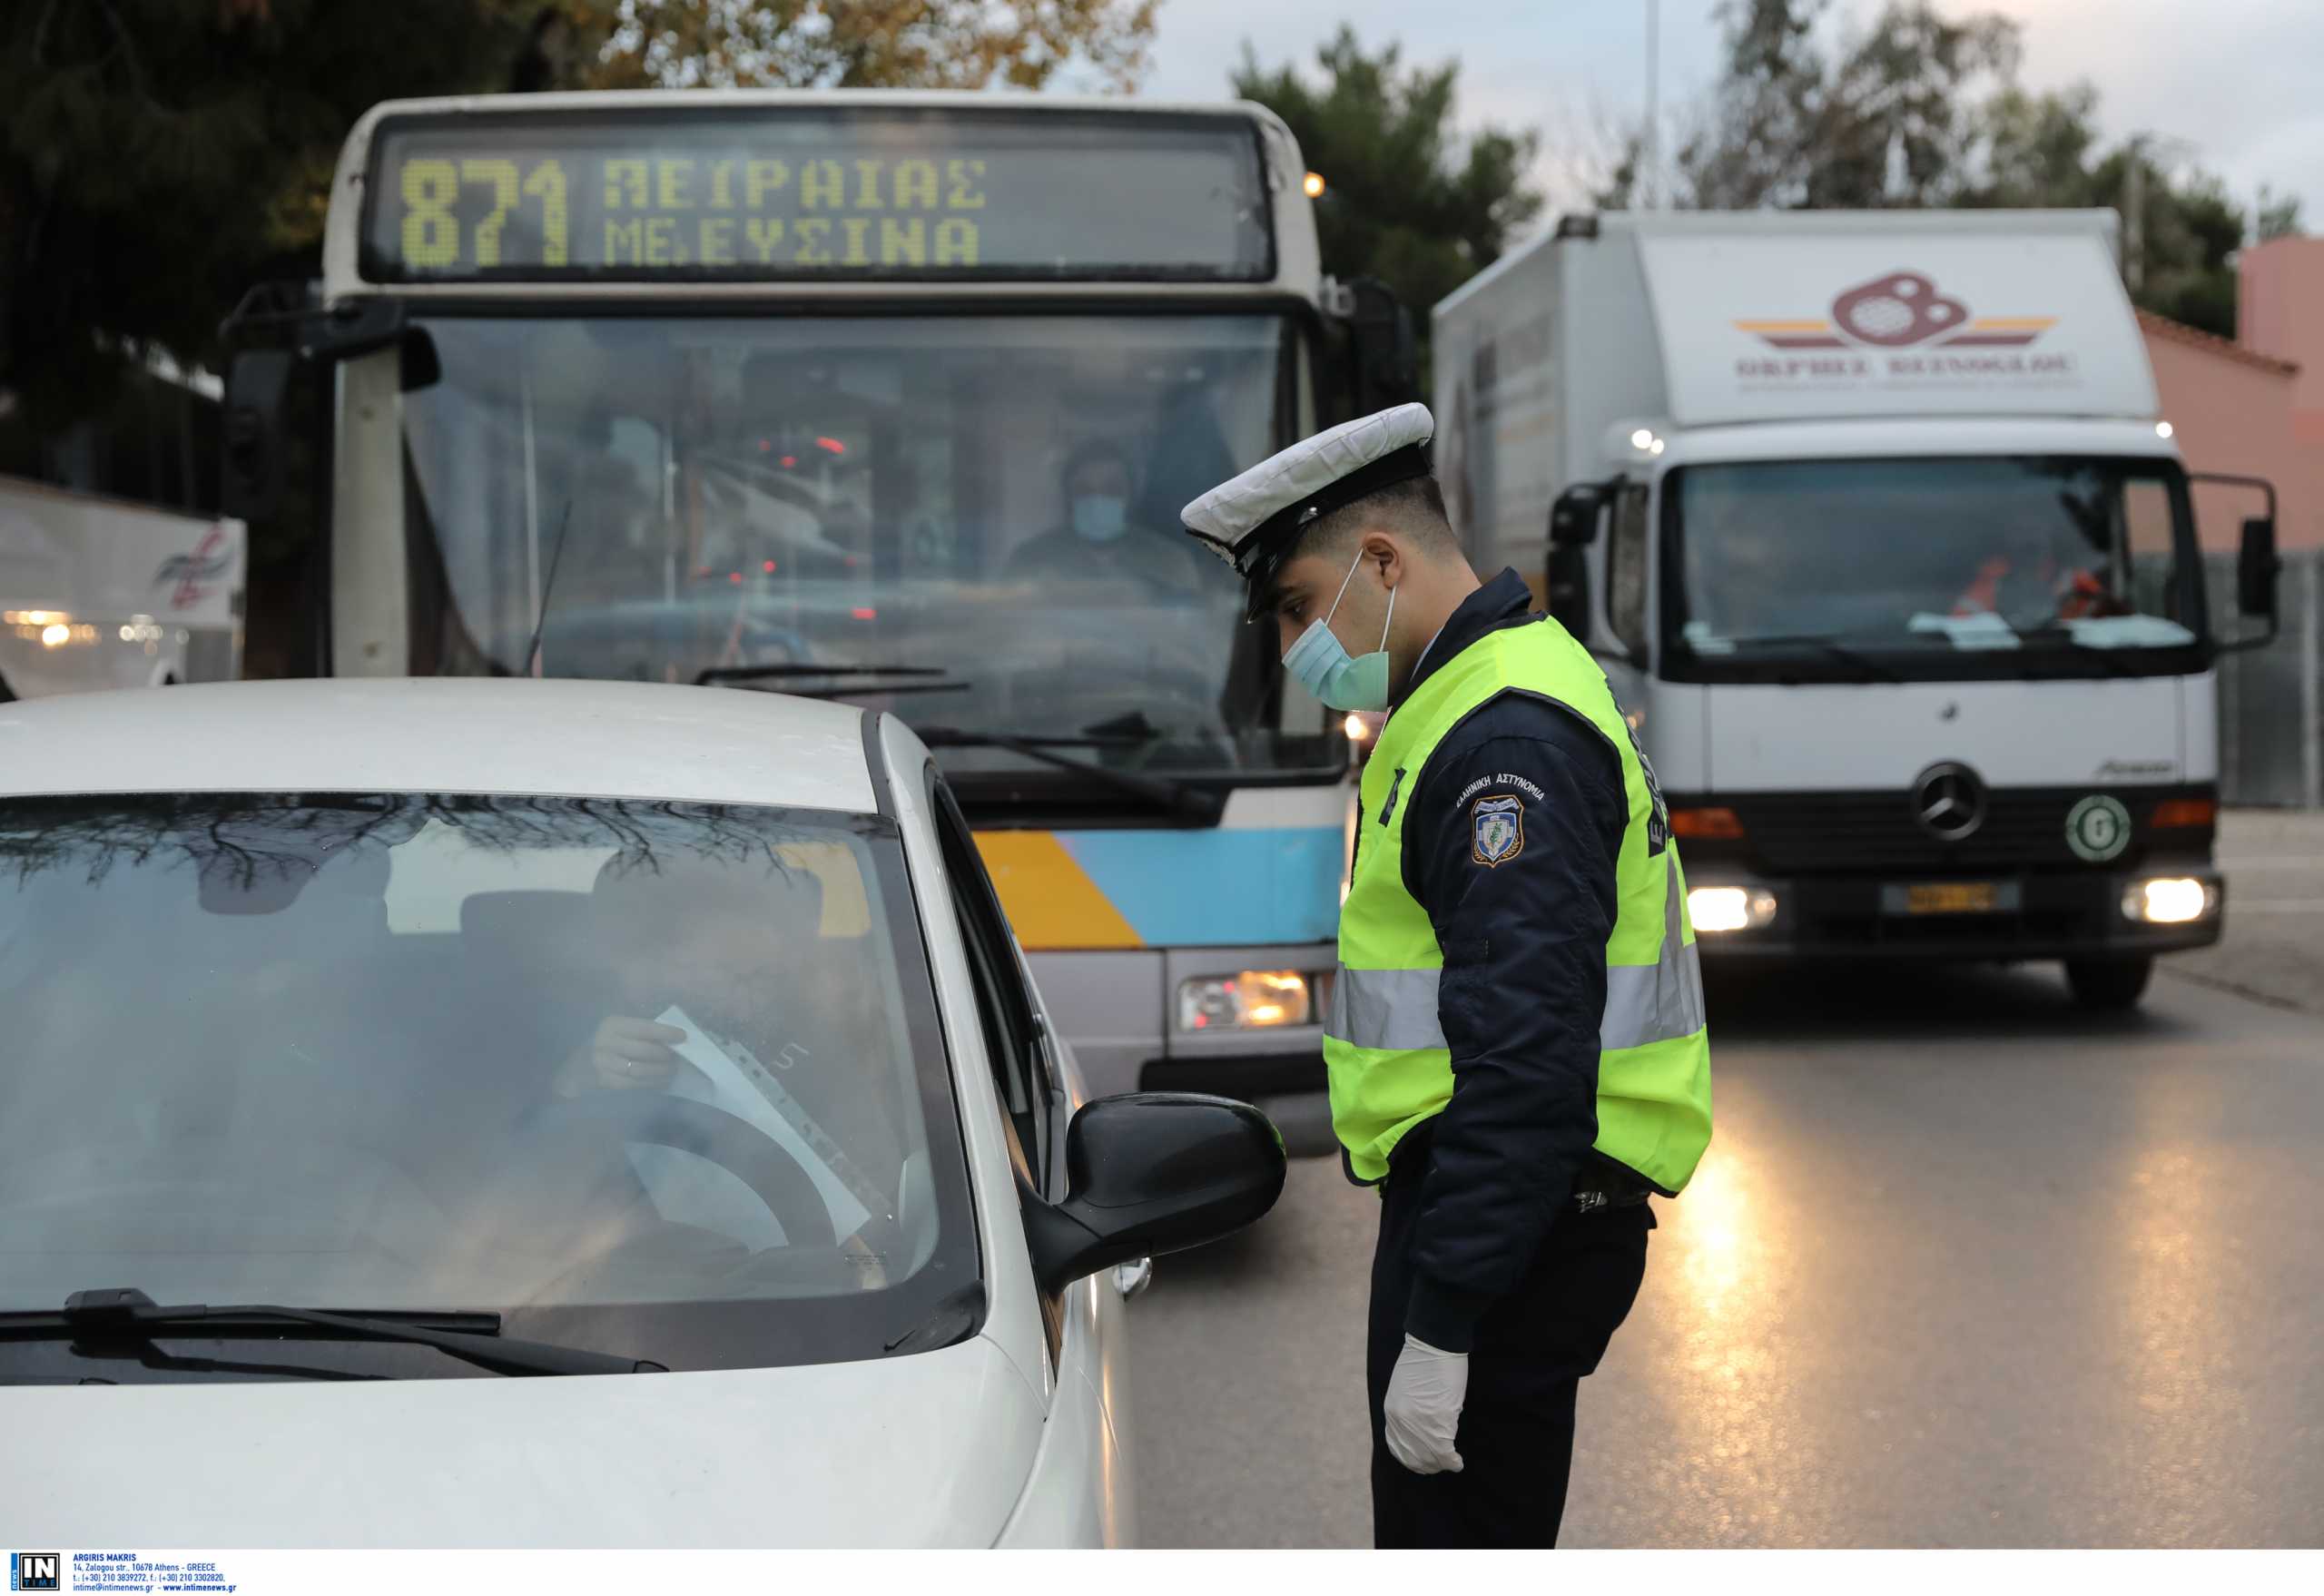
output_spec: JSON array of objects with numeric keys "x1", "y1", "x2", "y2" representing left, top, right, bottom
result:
[
  {"x1": 1284, "y1": 474, "x2": 1459, "y2": 570},
  {"x1": 1062, "y1": 437, "x2": 1134, "y2": 489}
]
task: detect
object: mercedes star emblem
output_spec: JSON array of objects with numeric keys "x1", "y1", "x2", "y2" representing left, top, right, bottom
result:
[{"x1": 1914, "y1": 762, "x2": 1986, "y2": 842}]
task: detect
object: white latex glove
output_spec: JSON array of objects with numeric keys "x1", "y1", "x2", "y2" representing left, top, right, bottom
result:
[{"x1": 1384, "y1": 1333, "x2": 1470, "y2": 1474}]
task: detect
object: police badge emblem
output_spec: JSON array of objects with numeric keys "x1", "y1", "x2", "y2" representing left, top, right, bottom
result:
[{"x1": 1471, "y1": 793, "x2": 1524, "y2": 867}]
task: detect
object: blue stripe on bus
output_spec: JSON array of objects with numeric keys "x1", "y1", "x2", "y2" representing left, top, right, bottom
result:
[{"x1": 1053, "y1": 826, "x2": 1345, "y2": 948}]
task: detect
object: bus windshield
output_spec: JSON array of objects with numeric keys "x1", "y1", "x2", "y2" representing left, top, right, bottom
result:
[{"x1": 397, "y1": 312, "x2": 1332, "y2": 779}]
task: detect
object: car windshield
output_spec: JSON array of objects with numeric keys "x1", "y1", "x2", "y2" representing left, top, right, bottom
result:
[
  {"x1": 398, "y1": 312, "x2": 1334, "y2": 783},
  {"x1": 1670, "y1": 456, "x2": 2205, "y2": 669},
  {"x1": 0, "y1": 792, "x2": 977, "y2": 1374}
]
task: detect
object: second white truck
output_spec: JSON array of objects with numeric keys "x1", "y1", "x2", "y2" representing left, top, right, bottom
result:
[{"x1": 1433, "y1": 209, "x2": 2281, "y2": 1009}]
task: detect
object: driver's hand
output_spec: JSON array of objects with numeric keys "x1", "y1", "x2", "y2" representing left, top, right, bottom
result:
[{"x1": 556, "y1": 1016, "x2": 686, "y2": 1098}]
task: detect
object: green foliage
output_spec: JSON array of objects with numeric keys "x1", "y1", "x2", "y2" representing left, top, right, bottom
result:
[
  {"x1": 0, "y1": 0, "x2": 588, "y2": 426},
  {"x1": 1232, "y1": 26, "x2": 1541, "y2": 388},
  {"x1": 0, "y1": 0, "x2": 1156, "y2": 433},
  {"x1": 1641, "y1": 0, "x2": 2271, "y2": 338}
]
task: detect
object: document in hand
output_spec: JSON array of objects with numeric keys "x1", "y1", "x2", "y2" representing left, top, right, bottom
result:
[{"x1": 651, "y1": 1003, "x2": 874, "y2": 1242}]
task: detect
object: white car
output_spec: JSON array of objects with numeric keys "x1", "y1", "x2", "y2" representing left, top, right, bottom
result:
[{"x1": 0, "y1": 679, "x2": 1284, "y2": 1546}]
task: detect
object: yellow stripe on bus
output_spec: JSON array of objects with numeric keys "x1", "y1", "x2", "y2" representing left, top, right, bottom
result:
[{"x1": 972, "y1": 831, "x2": 1145, "y2": 951}]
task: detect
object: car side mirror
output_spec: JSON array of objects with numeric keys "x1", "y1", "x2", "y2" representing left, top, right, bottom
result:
[
  {"x1": 1019, "y1": 1091, "x2": 1285, "y2": 1295},
  {"x1": 2238, "y1": 515, "x2": 2280, "y2": 621}
]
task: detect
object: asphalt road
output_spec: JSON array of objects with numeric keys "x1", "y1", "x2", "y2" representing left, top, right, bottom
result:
[{"x1": 1125, "y1": 956, "x2": 2324, "y2": 1548}]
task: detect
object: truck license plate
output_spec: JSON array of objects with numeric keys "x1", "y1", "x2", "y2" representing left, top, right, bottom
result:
[{"x1": 1900, "y1": 882, "x2": 1998, "y2": 914}]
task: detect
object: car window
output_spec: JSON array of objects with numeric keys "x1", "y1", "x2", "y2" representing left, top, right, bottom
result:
[
  {"x1": 926, "y1": 768, "x2": 1053, "y2": 1185},
  {"x1": 0, "y1": 791, "x2": 980, "y2": 1377}
]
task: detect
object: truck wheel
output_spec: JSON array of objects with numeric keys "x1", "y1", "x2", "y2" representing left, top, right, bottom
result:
[{"x1": 2065, "y1": 956, "x2": 2153, "y2": 1011}]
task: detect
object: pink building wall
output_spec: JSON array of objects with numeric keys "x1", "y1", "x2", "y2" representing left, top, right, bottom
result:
[
  {"x1": 2240, "y1": 236, "x2": 2324, "y2": 445},
  {"x1": 2140, "y1": 311, "x2": 2318, "y2": 552}
]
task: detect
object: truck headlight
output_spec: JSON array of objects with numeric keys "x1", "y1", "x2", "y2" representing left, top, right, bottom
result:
[
  {"x1": 1689, "y1": 885, "x2": 1777, "y2": 933},
  {"x1": 1177, "y1": 970, "x2": 1314, "y2": 1030},
  {"x1": 2121, "y1": 877, "x2": 2217, "y2": 925}
]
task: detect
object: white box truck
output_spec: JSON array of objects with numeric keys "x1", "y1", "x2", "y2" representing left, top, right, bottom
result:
[
  {"x1": 0, "y1": 475, "x2": 246, "y2": 701},
  {"x1": 1433, "y1": 209, "x2": 2283, "y2": 1009}
]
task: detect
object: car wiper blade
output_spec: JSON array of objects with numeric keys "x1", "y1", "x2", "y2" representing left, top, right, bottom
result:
[
  {"x1": 1719, "y1": 634, "x2": 1906, "y2": 684},
  {"x1": 915, "y1": 725, "x2": 1206, "y2": 817},
  {"x1": 695, "y1": 663, "x2": 952, "y2": 686},
  {"x1": 0, "y1": 1288, "x2": 665, "y2": 1378},
  {"x1": 882, "y1": 1283, "x2": 987, "y2": 1355}
]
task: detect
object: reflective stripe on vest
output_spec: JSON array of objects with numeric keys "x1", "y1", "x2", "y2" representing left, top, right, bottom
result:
[{"x1": 1328, "y1": 876, "x2": 1705, "y2": 1056}]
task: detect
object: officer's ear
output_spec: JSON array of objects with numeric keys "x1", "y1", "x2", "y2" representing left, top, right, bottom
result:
[{"x1": 1360, "y1": 529, "x2": 1404, "y2": 589}]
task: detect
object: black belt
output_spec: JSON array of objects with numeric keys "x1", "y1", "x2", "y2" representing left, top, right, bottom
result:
[{"x1": 1374, "y1": 1122, "x2": 1653, "y2": 1214}]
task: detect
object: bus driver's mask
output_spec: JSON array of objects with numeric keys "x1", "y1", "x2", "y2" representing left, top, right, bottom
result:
[
  {"x1": 1071, "y1": 495, "x2": 1129, "y2": 542},
  {"x1": 1283, "y1": 546, "x2": 1396, "y2": 712}
]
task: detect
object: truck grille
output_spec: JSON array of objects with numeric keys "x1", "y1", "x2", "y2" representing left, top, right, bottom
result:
[{"x1": 1721, "y1": 787, "x2": 2209, "y2": 876}]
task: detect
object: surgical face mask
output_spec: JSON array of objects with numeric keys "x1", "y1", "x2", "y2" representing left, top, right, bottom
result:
[
  {"x1": 1281, "y1": 547, "x2": 1396, "y2": 712},
  {"x1": 1071, "y1": 495, "x2": 1129, "y2": 542}
]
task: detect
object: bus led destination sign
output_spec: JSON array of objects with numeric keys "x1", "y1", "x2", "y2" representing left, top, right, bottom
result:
[{"x1": 360, "y1": 107, "x2": 1272, "y2": 282}]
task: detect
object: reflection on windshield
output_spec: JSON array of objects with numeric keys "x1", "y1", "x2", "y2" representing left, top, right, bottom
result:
[
  {"x1": 401, "y1": 314, "x2": 1330, "y2": 776},
  {"x1": 0, "y1": 794, "x2": 968, "y2": 1330},
  {"x1": 1675, "y1": 457, "x2": 2201, "y2": 654}
]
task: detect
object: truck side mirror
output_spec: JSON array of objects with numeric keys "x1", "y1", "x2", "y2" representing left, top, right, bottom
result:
[
  {"x1": 1545, "y1": 481, "x2": 1612, "y2": 640},
  {"x1": 2238, "y1": 516, "x2": 2280, "y2": 621}
]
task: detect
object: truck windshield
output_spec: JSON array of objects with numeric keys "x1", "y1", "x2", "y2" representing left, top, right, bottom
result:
[
  {"x1": 397, "y1": 312, "x2": 1334, "y2": 780},
  {"x1": 1668, "y1": 456, "x2": 2207, "y2": 677}
]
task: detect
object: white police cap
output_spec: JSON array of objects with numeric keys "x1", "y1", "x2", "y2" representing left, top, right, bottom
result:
[{"x1": 1180, "y1": 402, "x2": 1435, "y2": 619}]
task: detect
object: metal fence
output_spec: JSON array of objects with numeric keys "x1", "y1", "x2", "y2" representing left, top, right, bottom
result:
[{"x1": 2211, "y1": 549, "x2": 2324, "y2": 808}]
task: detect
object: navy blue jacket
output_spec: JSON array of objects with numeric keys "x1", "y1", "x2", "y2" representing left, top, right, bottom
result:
[{"x1": 1365, "y1": 569, "x2": 1633, "y2": 1353}]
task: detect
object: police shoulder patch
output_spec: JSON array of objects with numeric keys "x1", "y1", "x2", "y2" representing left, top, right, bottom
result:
[{"x1": 1470, "y1": 793, "x2": 1525, "y2": 867}]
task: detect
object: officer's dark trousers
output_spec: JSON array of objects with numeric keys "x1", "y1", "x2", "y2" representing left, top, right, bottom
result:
[{"x1": 1366, "y1": 1133, "x2": 1652, "y2": 1549}]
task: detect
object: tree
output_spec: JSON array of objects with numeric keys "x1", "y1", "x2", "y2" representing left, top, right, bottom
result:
[
  {"x1": 1232, "y1": 28, "x2": 1541, "y2": 392},
  {"x1": 1633, "y1": 0, "x2": 2265, "y2": 338},
  {"x1": 0, "y1": 0, "x2": 1157, "y2": 435},
  {"x1": 593, "y1": 0, "x2": 1157, "y2": 91}
]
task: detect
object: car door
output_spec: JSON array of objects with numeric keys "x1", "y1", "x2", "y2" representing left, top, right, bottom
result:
[{"x1": 919, "y1": 760, "x2": 1136, "y2": 1547}]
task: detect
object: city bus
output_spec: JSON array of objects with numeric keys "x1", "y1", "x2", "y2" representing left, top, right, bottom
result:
[{"x1": 222, "y1": 91, "x2": 1414, "y2": 1102}]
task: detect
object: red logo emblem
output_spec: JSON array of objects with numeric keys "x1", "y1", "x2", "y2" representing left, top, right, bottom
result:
[
  {"x1": 154, "y1": 524, "x2": 233, "y2": 609},
  {"x1": 1736, "y1": 271, "x2": 2053, "y2": 350}
]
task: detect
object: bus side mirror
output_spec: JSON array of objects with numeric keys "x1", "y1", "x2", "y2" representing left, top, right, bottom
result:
[
  {"x1": 1334, "y1": 276, "x2": 1418, "y2": 414},
  {"x1": 1551, "y1": 482, "x2": 1607, "y2": 547},
  {"x1": 2238, "y1": 516, "x2": 2280, "y2": 622},
  {"x1": 222, "y1": 349, "x2": 293, "y2": 525}
]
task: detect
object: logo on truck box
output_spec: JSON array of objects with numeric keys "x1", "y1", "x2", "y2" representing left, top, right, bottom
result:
[
  {"x1": 1735, "y1": 270, "x2": 2055, "y2": 351},
  {"x1": 1731, "y1": 269, "x2": 2072, "y2": 389}
]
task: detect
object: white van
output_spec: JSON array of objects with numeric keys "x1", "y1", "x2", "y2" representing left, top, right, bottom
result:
[
  {"x1": 1433, "y1": 210, "x2": 2283, "y2": 1009},
  {"x1": 0, "y1": 474, "x2": 244, "y2": 701}
]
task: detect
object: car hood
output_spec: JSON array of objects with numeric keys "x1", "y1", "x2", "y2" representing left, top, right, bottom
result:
[{"x1": 0, "y1": 1333, "x2": 1043, "y2": 1548}]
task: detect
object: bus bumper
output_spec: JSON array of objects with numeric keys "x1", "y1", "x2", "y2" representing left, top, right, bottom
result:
[{"x1": 1025, "y1": 943, "x2": 1334, "y2": 1102}]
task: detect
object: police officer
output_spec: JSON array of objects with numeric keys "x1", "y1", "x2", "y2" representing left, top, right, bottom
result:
[{"x1": 1180, "y1": 404, "x2": 1714, "y2": 1549}]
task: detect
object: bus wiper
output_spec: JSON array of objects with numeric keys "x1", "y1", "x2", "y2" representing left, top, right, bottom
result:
[
  {"x1": 914, "y1": 725, "x2": 1206, "y2": 819},
  {"x1": 0, "y1": 1288, "x2": 665, "y2": 1377},
  {"x1": 1721, "y1": 634, "x2": 1905, "y2": 685}
]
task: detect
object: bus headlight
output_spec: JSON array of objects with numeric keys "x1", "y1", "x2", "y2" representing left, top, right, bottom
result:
[
  {"x1": 1177, "y1": 970, "x2": 1314, "y2": 1030},
  {"x1": 2121, "y1": 877, "x2": 2217, "y2": 925},
  {"x1": 1689, "y1": 885, "x2": 1777, "y2": 933}
]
